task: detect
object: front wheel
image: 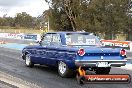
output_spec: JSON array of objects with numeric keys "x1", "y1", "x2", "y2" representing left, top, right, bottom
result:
[
  {"x1": 95, "y1": 67, "x2": 111, "y2": 74},
  {"x1": 25, "y1": 54, "x2": 34, "y2": 68},
  {"x1": 58, "y1": 61, "x2": 74, "y2": 78}
]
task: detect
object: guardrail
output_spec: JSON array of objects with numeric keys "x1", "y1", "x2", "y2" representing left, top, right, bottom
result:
[{"x1": 0, "y1": 33, "x2": 41, "y2": 41}]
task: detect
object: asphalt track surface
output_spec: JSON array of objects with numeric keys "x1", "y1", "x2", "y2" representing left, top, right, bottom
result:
[
  {"x1": 0, "y1": 37, "x2": 132, "y2": 88},
  {"x1": 0, "y1": 37, "x2": 36, "y2": 44},
  {"x1": 0, "y1": 47, "x2": 132, "y2": 88}
]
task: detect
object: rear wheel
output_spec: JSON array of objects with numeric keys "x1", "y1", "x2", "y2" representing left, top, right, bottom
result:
[
  {"x1": 58, "y1": 61, "x2": 74, "y2": 78},
  {"x1": 25, "y1": 54, "x2": 34, "y2": 68},
  {"x1": 95, "y1": 67, "x2": 111, "y2": 74}
]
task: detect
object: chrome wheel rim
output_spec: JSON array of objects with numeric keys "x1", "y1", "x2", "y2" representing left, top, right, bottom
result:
[
  {"x1": 25, "y1": 55, "x2": 31, "y2": 66},
  {"x1": 59, "y1": 61, "x2": 66, "y2": 74}
]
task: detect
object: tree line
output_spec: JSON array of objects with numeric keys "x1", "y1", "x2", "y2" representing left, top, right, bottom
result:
[
  {"x1": 0, "y1": 12, "x2": 42, "y2": 29},
  {"x1": 45, "y1": 0, "x2": 132, "y2": 40}
]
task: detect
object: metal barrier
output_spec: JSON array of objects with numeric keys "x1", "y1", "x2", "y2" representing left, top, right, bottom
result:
[{"x1": 0, "y1": 33, "x2": 41, "y2": 41}]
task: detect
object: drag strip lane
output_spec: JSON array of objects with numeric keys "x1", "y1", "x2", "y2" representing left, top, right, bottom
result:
[
  {"x1": 0, "y1": 70, "x2": 40, "y2": 88},
  {"x1": 0, "y1": 37, "x2": 35, "y2": 45},
  {"x1": 0, "y1": 47, "x2": 132, "y2": 88},
  {"x1": 0, "y1": 80, "x2": 18, "y2": 88}
]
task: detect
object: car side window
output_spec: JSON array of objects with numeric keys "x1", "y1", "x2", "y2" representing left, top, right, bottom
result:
[
  {"x1": 41, "y1": 34, "x2": 52, "y2": 46},
  {"x1": 50, "y1": 34, "x2": 61, "y2": 46}
]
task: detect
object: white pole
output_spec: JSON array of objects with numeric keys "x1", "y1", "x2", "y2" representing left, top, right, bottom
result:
[
  {"x1": 130, "y1": 42, "x2": 132, "y2": 52},
  {"x1": 48, "y1": 17, "x2": 49, "y2": 32}
]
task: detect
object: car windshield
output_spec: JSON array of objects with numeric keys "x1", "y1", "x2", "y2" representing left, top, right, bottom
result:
[{"x1": 65, "y1": 33, "x2": 102, "y2": 46}]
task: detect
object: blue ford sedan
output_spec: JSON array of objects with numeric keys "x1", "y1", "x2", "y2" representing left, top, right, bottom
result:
[{"x1": 22, "y1": 32, "x2": 127, "y2": 77}]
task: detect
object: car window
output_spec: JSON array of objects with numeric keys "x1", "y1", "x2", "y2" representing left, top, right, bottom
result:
[
  {"x1": 50, "y1": 34, "x2": 61, "y2": 46},
  {"x1": 41, "y1": 34, "x2": 52, "y2": 46},
  {"x1": 65, "y1": 33, "x2": 102, "y2": 46}
]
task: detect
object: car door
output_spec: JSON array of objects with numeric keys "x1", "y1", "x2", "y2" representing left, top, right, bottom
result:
[
  {"x1": 46, "y1": 33, "x2": 62, "y2": 66},
  {"x1": 34, "y1": 34, "x2": 52, "y2": 64}
]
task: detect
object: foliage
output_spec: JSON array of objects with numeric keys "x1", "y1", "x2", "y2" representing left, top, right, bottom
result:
[
  {"x1": 14, "y1": 12, "x2": 34, "y2": 28},
  {"x1": 45, "y1": 0, "x2": 132, "y2": 40},
  {"x1": 0, "y1": 12, "x2": 40, "y2": 29}
]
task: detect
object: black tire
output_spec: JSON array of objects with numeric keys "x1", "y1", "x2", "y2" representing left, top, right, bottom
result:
[
  {"x1": 95, "y1": 67, "x2": 111, "y2": 74},
  {"x1": 58, "y1": 61, "x2": 74, "y2": 78},
  {"x1": 76, "y1": 73, "x2": 86, "y2": 85},
  {"x1": 25, "y1": 54, "x2": 34, "y2": 68}
]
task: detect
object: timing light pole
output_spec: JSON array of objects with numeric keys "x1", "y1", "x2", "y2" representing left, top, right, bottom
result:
[{"x1": 48, "y1": 17, "x2": 49, "y2": 32}]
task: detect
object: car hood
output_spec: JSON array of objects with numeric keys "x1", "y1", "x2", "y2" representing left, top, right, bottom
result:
[{"x1": 23, "y1": 45, "x2": 42, "y2": 49}]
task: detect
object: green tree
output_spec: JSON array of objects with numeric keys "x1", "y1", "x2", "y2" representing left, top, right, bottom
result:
[
  {"x1": 15, "y1": 12, "x2": 34, "y2": 28},
  {"x1": 45, "y1": 0, "x2": 132, "y2": 40}
]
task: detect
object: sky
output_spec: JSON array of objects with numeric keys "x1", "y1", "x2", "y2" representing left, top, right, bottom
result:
[{"x1": 0, "y1": 0, "x2": 49, "y2": 17}]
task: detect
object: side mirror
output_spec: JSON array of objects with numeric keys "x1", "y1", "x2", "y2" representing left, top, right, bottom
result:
[{"x1": 36, "y1": 41, "x2": 42, "y2": 45}]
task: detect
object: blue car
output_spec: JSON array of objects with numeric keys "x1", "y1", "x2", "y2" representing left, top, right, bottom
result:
[{"x1": 22, "y1": 32, "x2": 127, "y2": 77}]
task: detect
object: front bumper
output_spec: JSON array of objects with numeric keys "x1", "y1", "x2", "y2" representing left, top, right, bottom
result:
[{"x1": 75, "y1": 60, "x2": 127, "y2": 67}]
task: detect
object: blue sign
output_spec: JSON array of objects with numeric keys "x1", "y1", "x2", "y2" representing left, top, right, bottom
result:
[{"x1": 24, "y1": 34, "x2": 37, "y2": 40}]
